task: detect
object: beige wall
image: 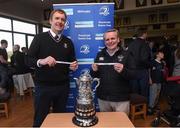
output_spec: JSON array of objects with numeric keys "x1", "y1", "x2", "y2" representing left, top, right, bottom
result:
[
  {"x1": 0, "y1": 0, "x2": 179, "y2": 41},
  {"x1": 115, "y1": 0, "x2": 180, "y2": 41},
  {"x1": 119, "y1": 0, "x2": 180, "y2": 11}
]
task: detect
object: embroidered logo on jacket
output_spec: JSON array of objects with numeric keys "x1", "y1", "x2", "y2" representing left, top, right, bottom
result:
[
  {"x1": 117, "y1": 55, "x2": 124, "y2": 62},
  {"x1": 99, "y1": 57, "x2": 104, "y2": 61},
  {"x1": 64, "y1": 43, "x2": 68, "y2": 48}
]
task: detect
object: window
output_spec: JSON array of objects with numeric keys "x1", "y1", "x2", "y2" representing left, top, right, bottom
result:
[
  {"x1": 0, "y1": 31, "x2": 13, "y2": 59},
  {"x1": 13, "y1": 20, "x2": 36, "y2": 34},
  {"x1": 0, "y1": 17, "x2": 12, "y2": 31},
  {"x1": 14, "y1": 33, "x2": 26, "y2": 48},
  {"x1": 0, "y1": 16, "x2": 37, "y2": 61},
  {"x1": 27, "y1": 35, "x2": 34, "y2": 48},
  {"x1": 43, "y1": 27, "x2": 50, "y2": 32},
  {"x1": 0, "y1": 31, "x2": 12, "y2": 52}
]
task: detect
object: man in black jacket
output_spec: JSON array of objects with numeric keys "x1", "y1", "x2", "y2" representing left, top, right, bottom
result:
[
  {"x1": 10, "y1": 45, "x2": 30, "y2": 75},
  {"x1": 128, "y1": 27, "x2": 151, "y2": 100},
  {"x1": 0, "y1": 39, "x2": 8, "y2": 95},
  {"x1": 27, "y1": 9, "x2": 78, "y2": 127},
  {"x1": 91, "y1": 29, "x2": 135, "y2": 115}
]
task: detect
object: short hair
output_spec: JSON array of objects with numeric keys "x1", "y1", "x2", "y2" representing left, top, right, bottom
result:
[
  {"x1": 136, "y1": 27, "x2": 147, "y2": 37},
  {"x1": 14, "y1": 44, "x2": 20, "y2": 51},
  {"x1": 155, "y1": 50, "x2": 164, "y2": 56},
  {"x1": 21, "y1": 47, "x2": 27, "y2": 51},
  {"x1": 0, "y1": 39, "x2": 8, "y2": 45},
  {"x1": 103, "y1": 28, "x2": 119, "y2": 39},
  {"x1": 49, "y1": 9, "x2": 67, "y2": 21}
]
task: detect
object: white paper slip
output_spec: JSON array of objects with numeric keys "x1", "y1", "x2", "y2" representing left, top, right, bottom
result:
[
  {"x1": 56, "y1": 61, "x2": 93, "y2": 65},
  {"x1": 78, "y1": 61, "x2": 94, "y2": 65},
  {"x1": 96, "y1": 63, "x2": 118, "y2": 65},
  {"x1": 75, "y1": 62, "x2": 117, "y2": 65},
  {"x1": 56, "y1": 61, "x2": 72, "y2": 65},
  {"x1": 56, "y1": 61, "x2": 118, "y2": 65}
]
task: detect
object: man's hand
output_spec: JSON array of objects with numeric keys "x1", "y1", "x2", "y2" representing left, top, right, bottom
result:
[
  {"x1": 114, "y1": 63, "x2": 124, "y2": 73},
  {"x1": 69, "y1": 61, "x2": 78, "y2": 71},
  {"x1": 92, "y1": 63, "x2": 98, "y2": 71},
  {"x1": 38, "y1": 56, "x2": 56, "y2": 67}
]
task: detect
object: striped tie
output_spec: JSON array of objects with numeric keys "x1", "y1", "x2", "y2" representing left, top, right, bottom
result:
[{"x1": 54, "y1": 35, "x2": 59, "y2": 41}]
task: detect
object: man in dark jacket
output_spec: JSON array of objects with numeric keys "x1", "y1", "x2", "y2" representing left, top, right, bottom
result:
[
  {"x1": 10, "y1": 45, "x2": 30, "y2": 75},
  {"x1": 0, "y1": 39, "x2": 8, "y2": 95},
  {"x1": 91, "y1": 29, "x2": 135, "y2": 115},
  {"x1": 27, "y1": 9, "x2": 78, "y2": 127},
  {"x1": 128, "y1": 27, "x2": 151, "y2": 100}
]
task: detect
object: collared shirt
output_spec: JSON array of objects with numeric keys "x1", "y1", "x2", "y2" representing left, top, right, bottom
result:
[
  {"x1": 49, "y1": 29, "x2": 61, "y2": 41},
  {"x1": 106, "y1": 47, "x2": 119, "y2": 56}
]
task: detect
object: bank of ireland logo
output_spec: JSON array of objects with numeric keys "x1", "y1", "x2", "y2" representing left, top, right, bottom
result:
[
  {"x1": 81, "y1": 68, "x2": 90, "y2": 75},
  {"x1": 80, "y1": 44, "x2": 90, "y2": 54},
  {"x1": 99, "y1": 6, "x2": 109, "y2": 16},
  {"x1": 64, "y1": 20, "x2": 69, "y2": 29}
]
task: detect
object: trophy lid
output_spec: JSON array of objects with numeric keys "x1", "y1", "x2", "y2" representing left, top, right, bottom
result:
[{"x1": 79, "y1": 73, "x2": 92, "y2": 82}]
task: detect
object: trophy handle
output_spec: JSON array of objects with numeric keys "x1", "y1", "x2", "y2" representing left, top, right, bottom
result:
[{"x1": 92, "y1": 78, "x2": 100, "y2": 92}]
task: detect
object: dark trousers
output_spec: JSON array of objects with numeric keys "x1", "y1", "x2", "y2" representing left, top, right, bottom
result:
[
  {"x1": 0, "y1": 65, "x2": 8, "y2": 88},
  {"x1": 33, "y1": 83, "x2": 69, "y2": 127},
  {"x1": 130, "y1": 69, "x2": 149, "y2": 100}
]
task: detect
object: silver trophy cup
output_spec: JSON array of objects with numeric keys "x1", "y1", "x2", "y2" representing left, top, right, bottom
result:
[{"x1": 72, "y1": 73, "x2": 100, "y2": 127}]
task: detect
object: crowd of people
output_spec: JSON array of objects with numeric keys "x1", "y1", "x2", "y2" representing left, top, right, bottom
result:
[{"x1": 0, "y1": 9, "x2": 180, "y2": 127}]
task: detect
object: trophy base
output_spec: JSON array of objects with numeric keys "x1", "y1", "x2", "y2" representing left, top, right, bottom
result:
[{"x1": 72, "y1": 116, "x2": 98, "y2": 127}]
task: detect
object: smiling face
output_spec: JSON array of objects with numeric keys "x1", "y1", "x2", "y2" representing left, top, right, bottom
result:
[
  {"x1": 104, "y1": 31, "x2": 120, "y2": 52},
  {"x1": 49, "y1": 11, "x2": 66, "y2": 34}
]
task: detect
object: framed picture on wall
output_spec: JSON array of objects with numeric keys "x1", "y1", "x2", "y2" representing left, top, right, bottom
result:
[
  {"x1": 167, "y1": 0, "x2": 179, "y2": 3},
  {"x1": 166, "y1": 23, "x2": 175, "y2": 29},
  {"x1": 115, "y1": 0, "x2": 124, "y2": 9},
  {"x1": 136, "y1": 0, "x2": 147, "y2": 7},
  {"x1": 151, "y1": 0, "x2": 163, "y2": 5},
  {"x1": 153, "y1": 24, "x2": 161, "y2": 30},
  {"x1": 123, "y1": 17, "x2": 131, "y2": 25},
  {"x1": 115, "y1": 17, "x2": 122, "y2": 26},
  {"x1": 148, "y1": 14, "x2": 157, "y2": 23},
  {"x1": 119, "y1": 17, "x2": 123, "y2": 26},
  {"x1": 159, "y1": 13, "x2": 168, "y2": 22}
]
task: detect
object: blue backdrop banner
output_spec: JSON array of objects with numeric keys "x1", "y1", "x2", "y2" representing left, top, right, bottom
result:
[{"x1": 53, "y1": 3, "x2": 114, "y2": 112}]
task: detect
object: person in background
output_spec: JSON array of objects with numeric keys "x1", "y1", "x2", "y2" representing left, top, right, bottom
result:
[
  {"x1": 128, "y1": 27, "x2": 151, "y2": 101},
  {"x1": 27, "y1": 9, "x2": 78, "y2": 127},
  {"x1": 149, "y1": 50, "x2": 164, "y2": 114},
  {"x1": 0, "y1": 39, "x2": 8, "y2": 95},
  {"x1": 91, "y1": 29, "x2": 135, "y2": 115},
  {"x1": 11, "y1": 44, "x2": 35, "y2": 97},
  {"x1": 20, "y1": 47, "x2": 33, "y2": 73},
  {"x1": 172, "y1": 45, "x2": 180, "y2": 76},
  {"x1": 161, "y1": 35, "x2": 174, "y2": 76},
  {"x1": 148, "y1": 41, "x2": 157, "y2": 60},
  {"x1": 21, "y1": 47, "x2": 28, "y2": 55},
  {"x1": 10, "y1": 45, "x2": 30, "y2": 75}
]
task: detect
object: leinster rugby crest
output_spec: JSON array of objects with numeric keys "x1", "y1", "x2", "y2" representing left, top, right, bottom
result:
[
  {"x1": 117, "y1": 55, "x2": 124, "y2": 62},
  {"x1": 99, "y1": 57, "x2": 104, "y2": 61},
  {"x1": 64, "y1": 43, "x2": 67, "y2": 48}
]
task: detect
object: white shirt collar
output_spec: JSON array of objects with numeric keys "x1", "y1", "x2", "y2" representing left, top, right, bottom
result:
[
  {"x1": 49, "y1": 29, "x2": 61, "y2": 38},
  {"x1": 155, "y1": 59, "x2": 161, "y2": 63},
  {"x1": 106, "y1": 47, "x2": 119, "y2": 56}
]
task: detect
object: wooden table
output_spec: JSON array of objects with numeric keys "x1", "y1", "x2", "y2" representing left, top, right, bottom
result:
[{"x1": 41, "y1": 112, "x2": 134, "y2": 127}]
